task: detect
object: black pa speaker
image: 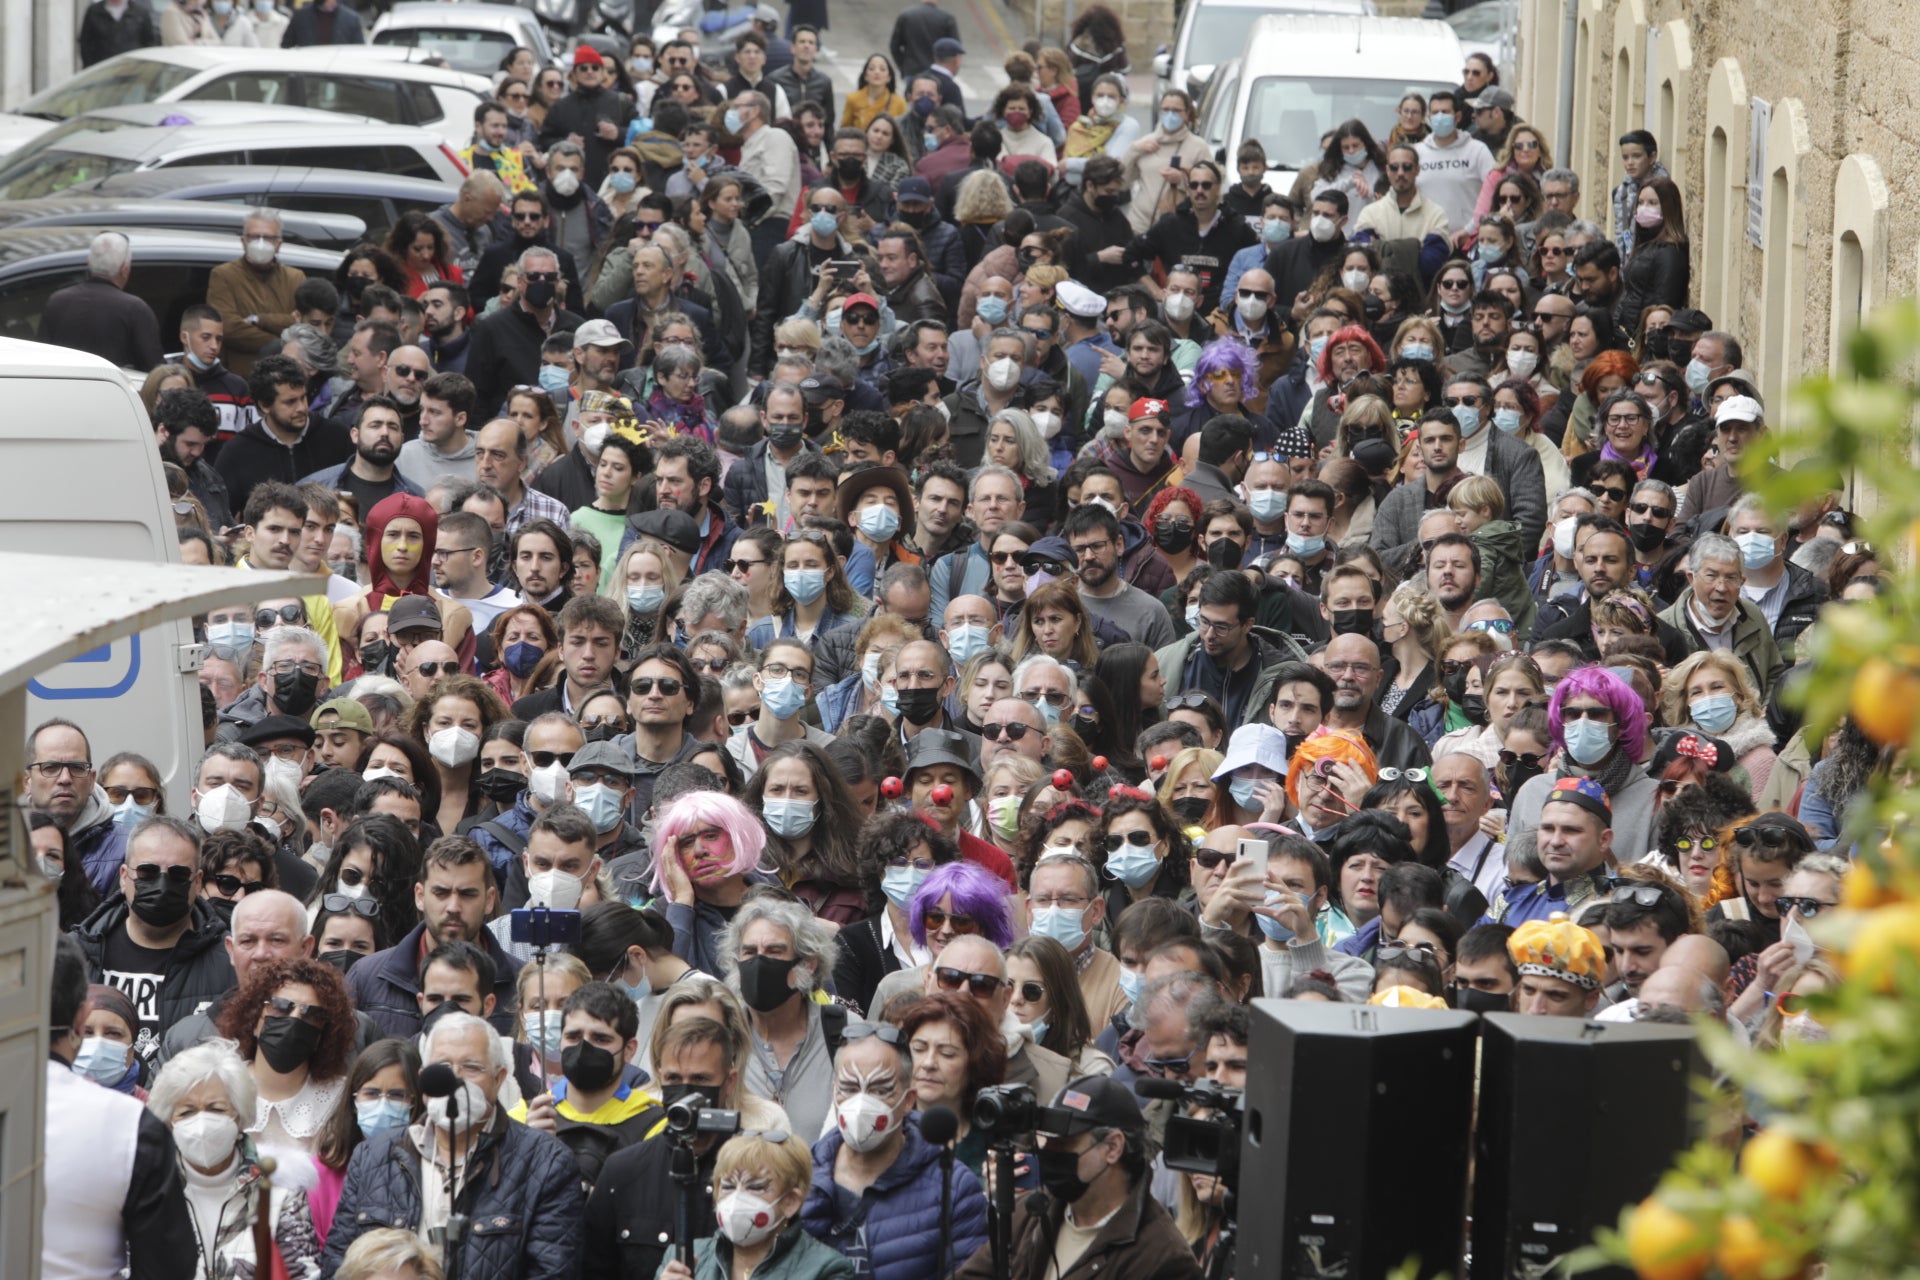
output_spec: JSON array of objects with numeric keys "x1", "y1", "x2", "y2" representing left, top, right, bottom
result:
[
  {"x1": 1238, "y1": 999, "x2": 1479, "y2": 1280},
  {"x1": 1470, "y1": 1013, "x2": 1705, "y2": 1279}
]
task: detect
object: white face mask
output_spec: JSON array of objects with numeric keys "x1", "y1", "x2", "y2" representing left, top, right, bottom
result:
[
  {"x1": 1092, "y1": 95, "x2": 1120, "y2": 121},
  {"x1": 243, "y1": 237, "x2": 276, "y2": 267},
  {"x1": 263, "y1": 754, "x2": 305, "y2": 793},
  {"x1": 195, "y1": 783, "x2": 253, "y2": 834},
  {"x1": 1103, "y1": 409, "x2": 1128, "y2": 436},
  {"x1": 527, "y1": 866, "x2": 585, "y2": 910},
  {"x1": 529, "y1": 760, "x2": 571, "y2": 805},
  {"x1": 717, "y1": 1191, "x2": 784, "y2": 1248},
  {"x1": 835, "y1": 1091, "x2": 904, "y2": 1153},
  {"x1": 986, "y1": 356, "x2": 1022, "y2": 391},
  {"x1": 1031, "y1": 409, "x2": 1061, "y2": 440},
  {"x1": 1341, "y1": 269, "x2": 1370, "y2": 292},
  {"x1": 428, "y1": 726, "x2": 480, "y2": 769},
  {"x1": 361, "y1": 766, "x2": 404, "y2": 785},
  {"x1": 1162, "y1": 292, "x2": 1195, "y2": 322},
  {"x1": 1552, "y1": 515, "x2": 1578, "y2": 561},
  {"x1": 550, "y1": 169, "x2": 582, "y2": 197},
  {"x1": 1309, "y1": 214, "x2": 1338, "y2": 242},
  {"x1": 425, "y1": 1079, "x2": 491, "y2": 1133},
  {"x1": 172, "y1": 1112, "x2": 240, "y2": 1169},
  {"x1": 1504, "y1": 349, "x2": 1538, "y2": 379}
]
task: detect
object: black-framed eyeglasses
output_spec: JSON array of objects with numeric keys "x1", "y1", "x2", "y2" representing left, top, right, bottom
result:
[
  {"x1": 132, "y1": 863, "x2": 193, "y2": 885},
  {"x1": 631, "y1": 677, "x2": 685, "y2": 696},
  {"x1": 208, "y1": 872, "x2": 269, "y2": 896},
  {"x1": 30, "y1": 759, "x2": 93, "y2": 778},
  {"x1": 933, "y1": 966, "x2": 1004, "y2": 996},
  {"x1": 1775, "y1": 897, "x2": 1836, "y2": 919},
  {"x1": 322, "y1": 894, "x2": 382, "y2": 919}
]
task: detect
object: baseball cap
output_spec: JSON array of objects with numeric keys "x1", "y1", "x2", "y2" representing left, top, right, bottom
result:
[
  {"x1": 311, "y1": 697, "x2": 373, "y2": 736},
  {"x1": 895, "y1": 176, "x2": 935, "y2": 204},
  {"x1": 573, "y1": 318, "x2": 632, "y2": 351},
  {"x1": 1468, "y1": 86, "x2": 1515, "y2": 111},
  {"x1": 388, "y1": 597, "x2": 444, "y2": 636},
  {"x1": 570, "y1": 740, "x2": 639, "y2": 777},
  {"x1": 1666, "y1": 307, "x2": 1713, "y2": 333},
  {"x1": 800, "y1": 372, "x2": 846, "y2": 404},
  {"x1": 1714, "y1": 395, "x2": 1763, "y2": 428},
  {"x1": 1056, "y1": 281, "x2": 1105, "y2": 319},
  {"x1": 1212, "y1": 723, "x2": 1291, "y2": 780},
  {"x1": 238, "y1": 714, "x2": 317, "y2": 749},
  {"x1": 1039, "y1": 1076, "x2": 1145, "y2": 1137},
  {"x1": 753, "y1": 3, "x2": 779, "y2": 22},
  {"x1": 841, "y1": 291, "x2": 882, "y2": 316},
  {"x1": 932, "y1": 36, "x2": 966, "y2": 58}
]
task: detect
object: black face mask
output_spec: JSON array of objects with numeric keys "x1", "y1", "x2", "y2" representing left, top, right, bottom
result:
[
  {"x1": 1171, "y1": 795, "x2": 1209, "y2": 823},
  {"x1": 346, "y1": 274, "x2": 372, "y2": 301},
  {"x1": 1503, "y1": 758, "x2": 1544, "y2": 798},
  {"x1": 1442, "y1": 670, "x2": 1470, "y2": 703},
  {"x1": 1329, "y1": 608, "x2": 1375, "y2": 637},
  {"x1": 319, "y1": 948, "x2": 364, "y2": 974},
  {"x1": 1152, "y1": 520, "x2": 1193, "y2": 553},
  {"x1": 1016, "y1": 248, "x2": 1040, "y2": 270},
  {"x1": 257, "y1": 1015, "x2": 323, "y2": 1074},
  {"x1": 475, "y1": 768, "x2": 527, "y2": 805},
  {"x1": 582, "y1": 723, "x2": 625, "y2": 743},
  {"x1": 205, "y1": 895, "x2": 238, "y2": 926},
  {"x1": 1458, "y1": 693, "x2": 1488, "y2": 725},
  {"x1": 1628, "y1": 520, "x2": 1667, "y2": 552},
  {"x1": 660, "y1": 1080, "x2": 721, "y2": 1111},
  {"x1": 894, "y1": 686, "x2": 942, "y2": 726},
  {"x1": 738, "y1": 954, "x2": 801, "y2": 1013},
  {"x1": 897, "y1": 207, "x2": 933, "y2": 230},
  {"x1": 767, "y1": 423, "x2": 805, "y2": 451},
  {"x1": 562, "y1": 1041, "x2": 622, "y2": 1092},
  {"x1": 1206, "y1": 538, "x2": 1243, "y2": 569},
  {"x1": 359, "y1": 638, "x2": 391, "y2": 674},
  {"x1": 131, "y1": 873, "x2": 194, "y2": 928},
  {"x1": 1642, "y1": 329, "x2": 1670, "y2": 360},
  {"x1": 274, "y1": 668, "x2": 320, "y2": 717},
  {"x1": 1037, "y1": 1145, "x2": 1092, "y2": 1202},
  {"x1": 1455, "y1": 985, "x2": 1511, "y2": 1015},
  {"x1": 834, "y1": 157, "x2": 865, "y2": 183},
  {"x1": 1668, "y1": 337, "x2": 1695, "y2": 366},
  {"x1": 1093, "y1": 192, "x2": 1122, "y2": 213},
  {"x1": 523, "y1": 277, "x2": 557, "y2": 309}
]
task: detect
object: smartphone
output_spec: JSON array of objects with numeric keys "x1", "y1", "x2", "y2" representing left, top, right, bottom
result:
[
  {"x1": 509, "y1": 907, "x2": 582, "y2": 948},
  {"x1": 824, "y1": 258, "x2": 859, "y2": 283},
  {"x1": 1236, "y1": 836, "x2": 1269, "y2": 882}
]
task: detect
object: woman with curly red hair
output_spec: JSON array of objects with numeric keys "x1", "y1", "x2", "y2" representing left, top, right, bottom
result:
[
  {"x1": 216, "y1": 956, "x2": 360, "y2": 1155},
  {"x1": 1143, "y1": 483, "x2": 1203, "y2": 589},
  {"x1": 900, "y1": 992, "x2": 1008, "y2": 1176}
]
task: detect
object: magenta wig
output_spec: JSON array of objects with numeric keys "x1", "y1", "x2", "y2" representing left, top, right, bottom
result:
[
  {"x1": 1314, "y1": 323, "x2": 1387, "y2": 382},
  {"x1": 1547, "y1": 665, "x2": 1649, "y2": 764},
  {"x1": 908, "y1": 860, "x2": 1016, "y2": 948},
  {"x1": 1187, "y1": 335, "x2": 1262, "y2": 407},
  {"x1": 649, "y1": 790, "x2": 769, "y2": 891}
]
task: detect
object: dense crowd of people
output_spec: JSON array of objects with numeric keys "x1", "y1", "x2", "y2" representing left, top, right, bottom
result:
[{"x1": 33, "y1": 9, "x2": 1875, "y2": 1280}]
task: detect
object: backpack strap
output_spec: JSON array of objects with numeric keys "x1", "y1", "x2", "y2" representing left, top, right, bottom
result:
[
  {"x1": 819, "y1": 1001, "x2": 849, "y2": 1059},
  {"x1": 477, "y1": 820, "x2": 527, "y2": 857}
]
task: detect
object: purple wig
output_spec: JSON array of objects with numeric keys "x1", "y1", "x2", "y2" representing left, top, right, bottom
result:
[
  {"x1": 908, "y1": 860, "x2": 1016, "y2": 949},
  {"x1": 1187, "y1": 335, "x2": 1262, "y2": 408},
  {"x1": 649, "y1": 790, "x2": 768, "y2": 892},
  {"x1": 1548, "y1": 665, "x2": 1649, "y2": 764}
]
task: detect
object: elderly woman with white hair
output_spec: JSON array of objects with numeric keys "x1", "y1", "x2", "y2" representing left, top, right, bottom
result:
[
  {"x1": 720, "y1": 894, "x2": 843, "y2": 1141},
  {"x1": 149, "y1": 1040, "x2": 324, "y2": 1280},
  {"x1": 985, "y1": 407, "x2": 1061, "y2": 526}
]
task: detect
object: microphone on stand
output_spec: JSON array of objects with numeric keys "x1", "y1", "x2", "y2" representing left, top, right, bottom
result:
[{"x1": 920, "y1": 1105, "x2": 961, "y2": 1280}]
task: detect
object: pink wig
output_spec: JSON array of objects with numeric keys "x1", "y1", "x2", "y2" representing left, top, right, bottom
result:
[
  {"x1": 649, "y1": 790, "x2": 768, "y2": 891},
  {"x1": 1547, "y1": 665, "x2": 1649, "y2": 764}
]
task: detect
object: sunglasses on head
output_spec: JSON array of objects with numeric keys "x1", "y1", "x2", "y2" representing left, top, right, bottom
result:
[
  {"x1": 1733, "y1": 825, "x2": 1802, "y2": 853},
  {"x1": 842, "y1": 1021, "x2": 906, "y2": 1046},
  {"x1": 1610, "y1": 884, "x2": 1667, "y2": 907},
  {"x1": 1165, "y1": 693, "x2": 1213, "y2": 712},
  {"x1": 933, "y1": 966, "x2": 1007, "y2": 996},
  {"x1": 922, "y1": 910, "x2": 979, "y2": 936},
  {"x1": 631, "y1": 676, "x2": 684, "y2": 696},
  {"x1": 322, "y1": 894, "x2": 382, "y2": 919}
]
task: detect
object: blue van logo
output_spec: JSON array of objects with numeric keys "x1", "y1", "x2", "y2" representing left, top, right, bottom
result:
[{"x1": 30, "y1": 635, "x2": 141, "y2": 700}]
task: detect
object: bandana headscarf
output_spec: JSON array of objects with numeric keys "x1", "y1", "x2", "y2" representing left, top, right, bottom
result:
[{"x1": 365, "y1": 494, "x2": 439, "y2": 603}]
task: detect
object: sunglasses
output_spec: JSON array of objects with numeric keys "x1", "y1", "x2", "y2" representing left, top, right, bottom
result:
[
  {"x1": 843, "y1": 1021, "x2": 906, "y2": 1046},
  {"x1": 1104, "y1": 830, "x2": 1156, "y2": 852},
  {"x1": 690, "y1": 657, "x2": 730, "y2": 674},
  {"x1": 512, "y1": 211, "x2": 545, "y2": 222},
  {"x1": 1165, "y1": 693, "x2": 1214, "y2": 712},
  {"x1": 1187, "y1": 180, "x2": 1216, "y2": 192},
  {"x1": 1467, "y1": 619, "x2": 1516, "y2": 635},
  {"x1": 922, "y1": 911, "x2": 979, "y2": 936},
  {"x1": 982, "y1": 721, "x2": 1035, "y2": 742},
  {"x1": 725, "y1": 707, "x2": 761, "y2": 726},
  {"x1": 528, "y1": 750, "x2": 576, "y2": 769},
  {"x1": 1386, "y1": 163, "x2": 1416, "y2": 173},
  {"x1": 1013, "y1": 980, "x2": 1045, "y2": 1003},
  {"x1": 1191, "y1": 847, "x2": 1231, "y2": 870},
  {"x1": 1560, "y1": 705, "x2": 1614, "y2": 722},
  {"x1": 1442, "y1": 395, "x2": 1482, "y2": 407},
  {"x1": 1498, "y1": 750, "x2": 1545, "y2": 768},
  {"x1": 631, "y1": 677, "x2": 685, "y2": 696},
  {"x1": 208, "y1": 872, "x2": 269, "y2": 896},
  {"x1": 1142, "y1": 1047, "x2": 1195, "y2": 1078},
  {"x1": 1775, "y1": 896, "x2": 1836, "y2": 919},
  {"x1": 321, "y1": 893, "x2": 382, "y2": 919},
  {"x1": 391, "y1": 365, "x2": 429, "y2": 381},
  {"x1": 1733, "y1": 825, "x2": 1802, "y2": 853},
  {"x1": 1610, "y1": 884, "x2": 1668, "y2": 907},
  {"x1": 1592, "y1": 486, "x2": 1629, "y2": 503},
  {"x1": 990, "y1": 550, "x2": 1028, "y2": 566},
  {"x1": 105, "y1": 784, "x2": 161, "y2": 805},
  {"x1": 1377, "y1": 942, "x2": 1442, "y2": 968},
  {"x1": 132, "y1": 863, "x2": 193, "y2": 885},
  {"x1": 265, "y1": 994, "x2": 328, "y2": 1025},
  {"x1": 723, "y1": 558, "x2": 766, "y2": 573},
  {"x1": 412, "y1": 660, "x2": 456, "y2": 679},
  {"x1": 1627, "y1": 501, "x2": 1673, "y2": 518},
  {"x1": 1438, "y1": 278, "x2": 1472, "y2": 290},
  {"x1": 255, "y1": 604, "x2": 305, "y2": 628},
  {"x1": 933, "y1": 966, "x2": 1006, "y2": 996},
  {"x1": 1378, "y1": 767, "x2": 1428, "y2": 782},
  {"x1": 1021, "y1": 689, "x2": 1071, "y2": 708}
]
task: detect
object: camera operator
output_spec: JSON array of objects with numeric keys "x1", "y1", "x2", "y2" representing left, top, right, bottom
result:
[
  {"x1": 1175, "y1": 995, "x2": 1248, "y2": 1273},
  {"x1": 583, "y1": 1005, "x2": 774, "y2": 1280},
  {"x1": 799, "y1": 1024, "x2": 990, "y2": 1280},
  {"x1": 953, "y1": 1076, "x2": 1203, "y2": 1280}
]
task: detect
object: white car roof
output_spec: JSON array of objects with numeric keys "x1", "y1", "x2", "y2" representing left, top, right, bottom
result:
[
  {"x1": 43, "y1": 119, "x2": 450, "y2": 162},
  {"x1": 377, "y1": 2, "x2": 539, "y2": 29},
  {"x1": 1244, "y1": 14, "x2": 1464, "y2": 74},
  {"x1": 95, "y1": 44, "x2": 489, "y2": 90}
]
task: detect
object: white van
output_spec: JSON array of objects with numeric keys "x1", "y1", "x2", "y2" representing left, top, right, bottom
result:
[
  {"x1": 1223, "y1": 15, "x2": 1464, "y2": 191},
  {"x1": 0, "y1": 338, "x2": 206, "y2": 806}
]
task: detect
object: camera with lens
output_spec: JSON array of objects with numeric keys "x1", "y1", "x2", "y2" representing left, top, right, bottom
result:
[
  {"x1": 1159, "y1": 1080, "x2": 1245, "y2": 1186},
  {"x1": 665, "y1": 1096, "x2": 743, "y2": 1143},
  {"x1": 971, "y1": 1083, "x2": 1038, "y2": 1138}
]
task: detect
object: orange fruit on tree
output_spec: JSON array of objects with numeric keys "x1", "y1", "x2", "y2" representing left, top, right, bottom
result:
[
  {"x1": 1742, "y1": 1128, "x2": 1822, "y2": 1200},
  {"x1": 1850, "y1": 656, "x2": 1920, "y2": 747},
  {"x1": 1845, "y1": 900, "x2": 1920, "y2": 992},
  {"x1": 1624, "y1": 1196, "x2": 1711, "y2": 1280},
  {"x1": 1714, "y1": 1215, "x2": 1774, "y2": 1280}
]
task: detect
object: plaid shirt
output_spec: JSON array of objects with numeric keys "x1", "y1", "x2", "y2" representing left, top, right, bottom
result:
[{"x1": 508, "y1": 486, "x2": 572, "y2": 533}]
